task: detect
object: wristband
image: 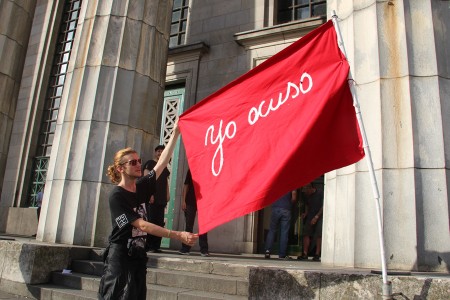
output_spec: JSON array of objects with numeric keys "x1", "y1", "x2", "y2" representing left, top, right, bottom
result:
[{"x1": 167, "y1": 230, "x2": 171, "y2": 238}]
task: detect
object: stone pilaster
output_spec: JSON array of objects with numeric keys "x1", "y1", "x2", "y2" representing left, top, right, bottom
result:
[
  {"x1": 0, "y1": 0, "x2": 36, "y2": 214},
  {"x1": 323, "y1": 0, "x2": 450, "y2": 271},
  {"x1": 37, "y1": 0, "x2": 173, "y2": 246}
]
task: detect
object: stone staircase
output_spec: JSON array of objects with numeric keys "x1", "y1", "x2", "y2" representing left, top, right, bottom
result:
[{"x1": 32, "y1": 249, "x2": 249, "y2": 299}]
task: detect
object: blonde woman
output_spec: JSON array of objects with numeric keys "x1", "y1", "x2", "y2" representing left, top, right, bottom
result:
[{"x1": 99, "y1": 122, "x2": 198, "y2": 299}]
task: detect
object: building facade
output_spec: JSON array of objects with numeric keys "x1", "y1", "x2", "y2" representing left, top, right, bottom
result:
[{"x1": 0, "y1": 0, "x2": 448, "y2": 272}]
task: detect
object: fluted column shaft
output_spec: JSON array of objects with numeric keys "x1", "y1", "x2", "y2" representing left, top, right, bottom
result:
[
  {"x1": 38, "y1": 0, "x2": 173, "y2": 246},
  {"x1": 323, "y1": 0, "x2": 450, "y2": 272}
]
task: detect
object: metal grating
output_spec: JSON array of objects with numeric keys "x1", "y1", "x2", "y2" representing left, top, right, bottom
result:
[{"x1": 27, "y1": 0, "x2": 82, "y2": 206}]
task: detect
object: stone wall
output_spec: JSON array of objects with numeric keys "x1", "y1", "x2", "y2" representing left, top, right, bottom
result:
[
  {"x1": 0, "y1": 239, "x2": 91, "y2": 284},
  {"x1": 3, "y1": 207, "x2": 37, "y2": 236},
  {"x1": 248, "y1": 268, "x2": 450, "y2": 299},
  {"x1": 0, "y1": 0, "x2": 36, "y2": 218}
]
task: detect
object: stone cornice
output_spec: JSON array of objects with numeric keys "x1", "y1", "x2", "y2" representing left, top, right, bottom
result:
[
  {"x1": 234, "y1": 17, "x2": 326, "y2": 49},
  {"x1": 168, "y1": 42, "x2": 210, "y2": 63}
]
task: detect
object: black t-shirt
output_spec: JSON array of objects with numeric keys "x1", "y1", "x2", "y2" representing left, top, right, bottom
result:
[
  {"x1": 143, "y1": 159, "x2": 170, "y2": 205},
  {"x1": 304, "y1": 188, "x2": 324, "y2": 220},
  {"x1": 184, "y1": 169, "x2": 196, "y2": 207},
  {"x1": 108, "y1": 170, "x2": 156, "y2": 246}
]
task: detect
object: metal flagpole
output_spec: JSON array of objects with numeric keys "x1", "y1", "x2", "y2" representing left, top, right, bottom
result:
[{"x1": 331, "y1": 11, "x2": 393, "y2": 299}]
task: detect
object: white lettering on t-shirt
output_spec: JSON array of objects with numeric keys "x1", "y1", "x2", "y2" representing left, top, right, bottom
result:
[{"x1": 116, "y1": 214, "x2": 128, "y2": 228}]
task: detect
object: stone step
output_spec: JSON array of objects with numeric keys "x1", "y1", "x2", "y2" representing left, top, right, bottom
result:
[
  {"x1": 147, "y1": 284, "x2": 247, "y2": 300},
  {"x1": 72, "y1": 254, "x2": 253, "y2": 278},
  {"x1": 147, "y1": 255, "x2": 252, "y2": 277},
  {"x1": 50, "y1": 253, "x2": 250, "y2": 299},
  {"x1": 147, "y1": 268, "x2": 248, "y2": 296},
  {"x1": 52, "y1": 262, "x2": 249, "y2": 296},
  {"x1": 36, "y1": 284, "x2": 98, "y2": 300},
  {"x1": 89, "y1": 248, "x2": 104, "y2": 262},
  {"x1": 51, "y1": 271, "x2": 100, "y2": 292},
  {"x1": 71, "y1": 260, "x2": 103, "y2": 276}
]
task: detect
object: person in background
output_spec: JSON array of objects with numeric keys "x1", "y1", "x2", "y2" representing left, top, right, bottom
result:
[
  {"x1": 36, "y1": 190, "x2": 43, "y2": 221},
  {"x1": 297, "y1": 182, "x2": 323, "y2": 261},
  {"x1": 32, "y1": 189, "x2": 44, "y2": 237},
  {"x1": 178, "y1": 169, "x2": 209, "y2": 256},
  {"x1": 264, "y1": 190, "x2": 297, "y2": 260},
  {"x1": 98, "y1": 121, "x2": 198, "y2": 300},
  {"x1": 143, "y1": 145, "x2": 170, "y2": 253}
]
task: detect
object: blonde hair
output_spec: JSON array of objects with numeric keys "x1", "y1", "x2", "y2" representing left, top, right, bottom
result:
[{"x1": 107, "y1": 147, "x2": 137, "y2": 184}]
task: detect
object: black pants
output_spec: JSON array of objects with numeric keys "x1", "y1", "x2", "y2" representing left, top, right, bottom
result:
[
  {"x1": 98, "y1": 243, "x2": 148, "y2": 300},
  {"x1": 180, "y1": 204, "x2": 208, "y2": 252},
  {"x1": 146, "y1": 203, "x2": 166, "y2": 251}
]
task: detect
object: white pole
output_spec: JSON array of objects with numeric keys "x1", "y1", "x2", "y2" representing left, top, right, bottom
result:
[{"x1": 331, "y1": 11, "x2": 392, "y2": 299}]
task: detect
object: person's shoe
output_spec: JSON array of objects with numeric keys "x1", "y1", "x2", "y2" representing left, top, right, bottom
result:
[
  {"x1": 279, "y1": 256, "x2": 292, "y2": 260},
  {"x1": 148, "y1": 249, "x2": 163, "y2": 253},
  {"x1": 312, "y1": 255, "x2": 321, "y2": 262},
  {"x1": 201, "y1": 252, "x2": 210, "y2": 257},
  {"x1": 264, "y1": 250, "x2": 270, "y2": 259},
  {"x1": 297, "y1": 254, "x2": 308, "y2": 260},
  {"x1": 178, "y1": 250, "x2": 190, "y2": 255}
]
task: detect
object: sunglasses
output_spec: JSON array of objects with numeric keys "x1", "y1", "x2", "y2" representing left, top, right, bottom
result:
[{"x1": 120, "y1": 158, "x2": 142, "y2": 166}]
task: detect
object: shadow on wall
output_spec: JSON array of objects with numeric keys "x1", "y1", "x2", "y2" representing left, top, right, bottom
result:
[{"x1": 408, "y1": 249, "x2": 450, "y2": 273}]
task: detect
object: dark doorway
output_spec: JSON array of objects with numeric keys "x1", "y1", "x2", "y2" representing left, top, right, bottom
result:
[{"x1": 256, "y1": 175, "x2": 324, "y2": 256}]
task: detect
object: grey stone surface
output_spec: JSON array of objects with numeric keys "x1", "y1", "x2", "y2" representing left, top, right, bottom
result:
[
  {"x1": 353, "y1": 7, "x2": 380, "y2": 84},
  {"x1": 147, "y1": 284, "x2": 189, "y2": 300},
  {"x1": 4, "y1": 208, "x2": 37, "y2": 236},
  {"x1": 178, "y1": 290, "x2": 247, "y2": 300},
  {"x1": 0, "y1": 0, "x2": 449, "y2": 276},
  {"x1": 51, "y1": 272, "x2": 100, "y2": 292},
  {"x1": 1, "y1": 242, "x2": 449, "y2": 300},
  {"x1": 323, "y1": 1, "x2": 450, "y2": 273},
  {"x1": 0, "y1": 0, "x2": 35, "y2": 212},
  {"x1": 404, "y1": 1, "x2": 437, "y2": 77},
  {"x1": 210, "y1": 261, "x2": 252, "y2": 278},
  {"x1": 148, "y1": 256, "x2": 212, "y2": 274},
  {"x1": 414, "y1": 169, "x2": 450, "y2": 272},
  {"x1": 249, "y1": 268, "x2": 450, "y2": 300},
  {"x1": 410, "y1": 76, "x2": 444, "y2": 167},
  {"x1": 0, "y1": 278, "x2": 39, "y2": 299},
  {"x1": 151, "y1": 268, "x2": 245, "y2": 295},
  {"x1": 30, "y1": 0, "x2": 171, "y2": 247},
  {"x1": 319, "y1": 272, "x2": 380, "y2": 299},
  {"x1": 379, "y1": 77, "x2": 414, "y2": 168},
  {"x1": 391, "y1": 276, "x2": 450, "y2": 300},
  {"x1": 432, "y1": 2, "x2": 450, "y2": 78},
  {"x1": 440, "y1": 77, "x2": 450, "y2": 166},
  {"x1": 249, "y1": 268, "x2": 320, "y2": 299},
  {"x1": 382, "y1": 169, "x2": 419, "y2": 271},
  {"x1": 0, "y1": 241, "x2": 71, "y2": 284},
  {"x1": 0, "y1": 289, "x2": 28, "y2": 299}
]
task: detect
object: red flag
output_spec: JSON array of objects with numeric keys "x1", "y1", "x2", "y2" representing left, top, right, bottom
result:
[{"x1": 179, "y1": 20, "x2": 364, "y2": 234}]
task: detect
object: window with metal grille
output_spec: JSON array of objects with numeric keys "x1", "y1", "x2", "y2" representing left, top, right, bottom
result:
[
  {"x1": 277, "y1": 0, "x2": 326, "y2": 24},
  {"x1": 169, "y1": 0, "x2": 189, "y2": 47},
  {"x1": 29, "y1": 0, "x2": 82, "y2": 207}
]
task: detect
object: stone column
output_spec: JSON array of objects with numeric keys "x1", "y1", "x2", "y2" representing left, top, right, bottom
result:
[
  {"x1": 0, "y1": 1, "x2": 36, "y2": 207},
  {"x1": 323, "y1": 0, "x2": 450, "y2": 272},
  {"x1": 37, "y1": 0, "x2": 173, "y2": 246}
]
